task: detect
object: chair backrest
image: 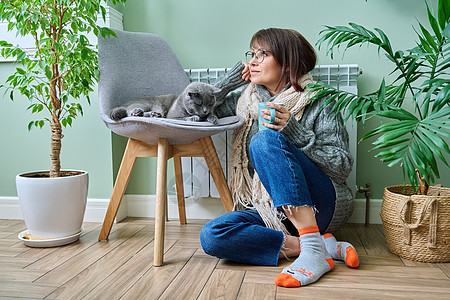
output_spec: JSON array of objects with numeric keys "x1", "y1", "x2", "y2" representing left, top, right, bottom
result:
[{"x1": 98, "y1": 30, "x2": 190, "y2": 122}]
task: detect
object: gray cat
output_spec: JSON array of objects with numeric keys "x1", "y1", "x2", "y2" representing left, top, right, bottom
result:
[{"x1": 109, "y1": 82, "x2": 221, "y2": 124}]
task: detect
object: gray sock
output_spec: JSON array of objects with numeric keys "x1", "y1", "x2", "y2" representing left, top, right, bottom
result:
[{"x1": 275, "y1": 226, "x2": 334, "y2": 287}]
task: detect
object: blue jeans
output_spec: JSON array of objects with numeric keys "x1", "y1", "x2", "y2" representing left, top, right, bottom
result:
[{"x1": 200, "y1": 130, "x2": 336, "y2": 266}]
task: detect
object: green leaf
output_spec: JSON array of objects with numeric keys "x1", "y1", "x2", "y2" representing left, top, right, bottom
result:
[
  {"x1": 377, "y1": 78, "x2": 386, "y2": 102},
  {"x1": 414, "y1": 135, "x2": 439, "y2": 176},
  {"x1": 81, "y1": 48, "x2": 89, "y2": 60},
  {"x1": 372, "y1": 137, "x2": 410, "y2": 149},
  {"x1": 417, "y1": 129, "x2": 449, "y2": 167},
  {"x1": 377, "y1": 108, "x2": 417, "y2": 121},
  {"x1": 438, "y1": 0, "x2": 450, "y2": 31},
  {"x1": 387, "y1": 157, "x2": 404, "y2": 168},
  {"x1": 425, "y1": 119, "x2": 450, "y2": 131},
  {"x1": 37, "y1": 59, "x2": 46, "y2": 68},
  {"x1": 418, "y1": 33, "x2": 434, "y2": 54},
  {"x1": 17, "y1": 51, "x2": 26, "y2": 62},
  {"x1": 364, "y1": 123, "x2": 415, "y2": 143},
  {"x1": 409, "y1": 143, "x2": 428, "y2": 180},
  {"x1": 344, "y1": 96, "x2": 359, "y2": 122},
  {"x1": 432, "y1": 85, "x2": 450, "y2": 113},
  {"x1": 367, "y1": 120, "x2": 417, "y2": 136},
  {"x1": 374, "y1": 27, "x2": 393, "y2": 55},
  {"x1": 0, "y1": 41, "x2": 13, "y2": 47},
  {"x1": 426, "y1": 2, "x2": 442, "y2": 42},
  {"x1": 428, "y1": 105, "x2": 450, "y2": 120},
  {"x1": 100, "y1": 6, "x2": 107, "y2": 22},
  {"x1": 27, "y1": 61, "x2": 37, "y2": 72},
  {"x1": 403, "y1": 154, "x2": 418, "y2": 189},
  {"x1": 420, "y1": 127, "x2": 450, "y2": 155},
  {"x1": 419, "y1": 23, "x2": 438, "y2": 52},
  {"x1": 16, "y1": 67, "x2": 26, "y2": 75},
  {"x1": 378, "y1": 150, "x2": 406, "y2": 164},
  {"x1": 71, "y1": 21, "x2": 79, "y2": 33},
  {"x1": 375, "y1": 144, "x2": 409, "y2": 158},
  {"x1": 44, "y1": 66, "x2": 52, "y2": 80},
  {"x1": 420, "y1": 122, "x2": 450, "y2": 138}
]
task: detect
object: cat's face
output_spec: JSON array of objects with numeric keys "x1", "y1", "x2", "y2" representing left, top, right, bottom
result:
[{"x1": 183, "y1": 82, "x2": 221, "y2": 117}]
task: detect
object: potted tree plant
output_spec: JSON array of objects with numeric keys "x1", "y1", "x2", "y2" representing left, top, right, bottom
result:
[
  {"x1": 0, "y1": 0, "x2": 126, "y2": 246},
  {"x1": 308, "y1": 0, "x2": 450, "y2": 262}
]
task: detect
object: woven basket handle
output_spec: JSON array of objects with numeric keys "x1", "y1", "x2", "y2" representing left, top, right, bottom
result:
[{"x1": 398, "y1": 198, "x2": 438, "y2": 248}]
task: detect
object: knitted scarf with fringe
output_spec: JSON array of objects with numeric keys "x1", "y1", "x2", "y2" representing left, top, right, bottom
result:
[{"x1": 229, "y1": 74, "x2": 316, "y2": 234}]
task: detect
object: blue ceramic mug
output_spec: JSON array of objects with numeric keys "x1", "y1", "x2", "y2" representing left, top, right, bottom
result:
[{"x1": 258, "y1": 102, "x2": 284, "y2": 131}]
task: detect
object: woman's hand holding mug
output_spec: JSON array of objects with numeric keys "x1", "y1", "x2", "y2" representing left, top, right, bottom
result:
[{"x1": 258, "y1": 102, "x2": 290, "y2": 130}]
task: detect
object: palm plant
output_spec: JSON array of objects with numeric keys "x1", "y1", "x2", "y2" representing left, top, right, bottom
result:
[
  {"x1": 0, "y1": 0, "x2": 126, "y2": 178},
  {"x1": 309, "y1": 0, "x2": 450, "y2": 194}
]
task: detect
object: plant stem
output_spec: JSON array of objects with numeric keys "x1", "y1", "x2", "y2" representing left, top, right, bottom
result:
[
  {"x1": 416, "y1": 169, "x2": 429, "y2": 195},
  {"x1": 50, "y1": 121, "x2": 62, "y2": 178},
  {"x1": 48, "y1": 1, "x2": 63, "y2": 177},
  {"x1": 49, "y1": 59, "x2": 61, "y2": 178}
]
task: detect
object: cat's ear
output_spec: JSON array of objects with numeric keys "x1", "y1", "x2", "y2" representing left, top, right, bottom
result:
[{"x1": 211, "y1": 87, "x2": 222, "y2": 94}]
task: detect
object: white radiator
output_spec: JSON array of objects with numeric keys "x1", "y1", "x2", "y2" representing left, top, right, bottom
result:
[{"x1": 172, "y1": 65, "x2": 360, "y2": 200}]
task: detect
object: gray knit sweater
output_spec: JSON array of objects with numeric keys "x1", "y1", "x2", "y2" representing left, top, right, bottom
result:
[{"x1": 213, "y1": 62, "x2": 354, "y2": 233}]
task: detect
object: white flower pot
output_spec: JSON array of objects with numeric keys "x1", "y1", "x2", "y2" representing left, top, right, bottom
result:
[{"x1": 16, "y1": 170, "x2": 88, "y2": 242}]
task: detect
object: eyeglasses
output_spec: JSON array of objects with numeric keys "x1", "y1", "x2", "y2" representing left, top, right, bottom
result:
[{"x1": 245, "y1": 49, "x2": 271, "y2": 63}]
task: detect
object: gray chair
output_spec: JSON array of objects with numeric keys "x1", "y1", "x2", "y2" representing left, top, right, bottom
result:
[{"x1": 97, "y1": 30, "x2": 243, "y2": 266}]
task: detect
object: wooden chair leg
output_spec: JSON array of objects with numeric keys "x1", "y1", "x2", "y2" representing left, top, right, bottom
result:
[
  {"x1": 154, "y1": 138, "x2": 169, "y2": 267},
  {"x1": 165, "y1": 194, "x2": 169, "y2": 222},
  {"x1": 173, "y1": 156, "x2": 187, "y2": 225},
  {"x1": 99, "y1": 138, "x2": 140, "y2": 241},
  {"x1": 199, "y1": 136, "x2": 234, "y2": 212}
]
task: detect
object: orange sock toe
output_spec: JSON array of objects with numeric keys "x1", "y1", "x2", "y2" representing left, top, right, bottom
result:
[
  {"x1": 275, "y1": 273, "x2": 301, "y2": 287},
  {"x1": 322, "y1": 234, "x2": 359, "y2": 268},
  {"x1": 322, "y1": 233, "x2": 334, "y2": 239},
  {"x1": 345, "y1": 247, "x2": 359, "y2": 268}
]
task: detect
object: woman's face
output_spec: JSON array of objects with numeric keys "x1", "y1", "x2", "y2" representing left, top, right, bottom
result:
[{"x1": 248, "y1": 42, "x2": 286, "y2": 96}]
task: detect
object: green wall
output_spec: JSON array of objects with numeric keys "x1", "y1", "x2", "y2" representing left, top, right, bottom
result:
[{"x1": 1, "y1": 0, "x2": 448, "y2": 201}]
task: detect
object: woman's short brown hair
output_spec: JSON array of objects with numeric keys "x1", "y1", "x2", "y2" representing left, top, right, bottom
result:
[{"x1": 250, "y1": 28, "x2": 317, "y2": 92}]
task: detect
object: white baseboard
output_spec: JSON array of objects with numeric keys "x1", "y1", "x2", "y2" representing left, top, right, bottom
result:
[
  {"x1": 0, "y1": 195, "x2": 226, "y2": 223},
  {"x1": 0, "y1": 197, "x2": 110, "y2": 223},
  {"x1": 82, "y1": 198, "x2": 111, "y2": 222},
  {"x1": 125, "y1": 195, "x2": 227, "y2": 220},
  {"x1": 0, "y1": 196, "x2": 382, "y2": 224},
  {"x1": 348, "y1": 198, "x2": 382, "y2": 224},
  {"x1": 0, "y1": 197, "x2": 23, "y2": 219}
]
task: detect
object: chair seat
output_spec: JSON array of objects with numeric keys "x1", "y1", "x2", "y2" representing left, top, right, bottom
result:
[{"x1": 104, "y1": 115, "x2": 244, "y2": 145}]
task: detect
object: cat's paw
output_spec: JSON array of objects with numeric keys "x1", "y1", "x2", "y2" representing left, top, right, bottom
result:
[
  {"x1": 186, "y1": 115, "x2": 200, "y2": 122},
  {"x1": 149, "y1": 111, "x2": 162, "y2": 118},
  {"x1": 207, "y1": 115, "x2": 218, "y2": 125},
  {"x1": 110, "y1": 108, "x2": 128, "y2": 121},
  {"x1": 130, "y1": 108, "x2": 144, "y2": 117}
]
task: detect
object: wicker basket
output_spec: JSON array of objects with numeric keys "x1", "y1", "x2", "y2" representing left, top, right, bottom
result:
[{"x1": 381, "y1": 185, "x2": 450, "y2": 262}]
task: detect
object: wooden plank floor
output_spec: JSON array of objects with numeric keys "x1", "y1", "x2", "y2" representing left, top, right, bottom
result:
[{"x1": 1, "y1": 218, "x2": 449, "y2": 299}]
